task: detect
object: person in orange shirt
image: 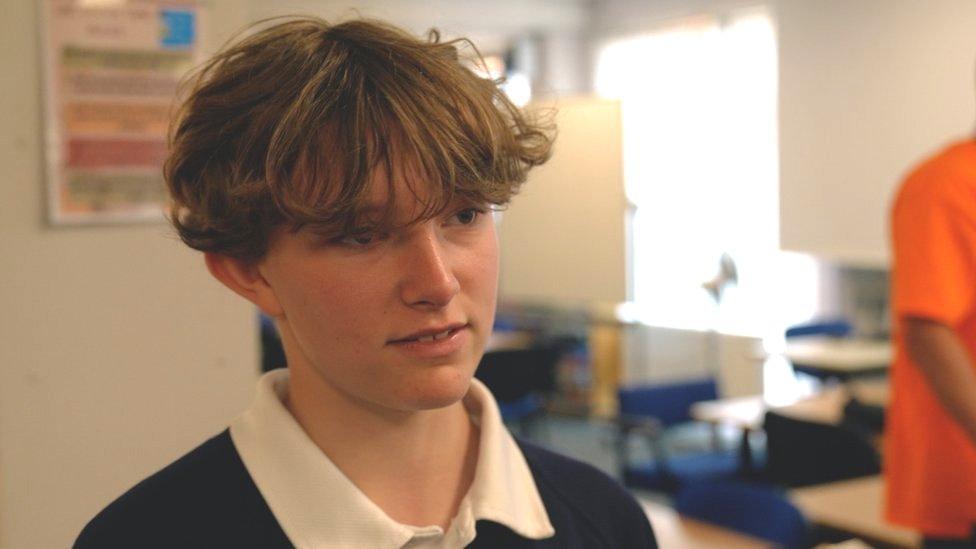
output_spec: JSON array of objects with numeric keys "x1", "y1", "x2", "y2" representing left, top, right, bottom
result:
[{"x1": 885, "y1": 139, "x2": 976, "y2": 547}]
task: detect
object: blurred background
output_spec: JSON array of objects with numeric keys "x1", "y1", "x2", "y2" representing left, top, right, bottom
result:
[{"x1": 3, "y1": 1, "x2": 976, "y2": 547}]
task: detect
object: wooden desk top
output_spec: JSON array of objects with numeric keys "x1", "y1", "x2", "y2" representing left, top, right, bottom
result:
[
  {"x1": 690, "y1": 380, "x2": 890, "y2": 431},
  {"x1": 640, "y1": 499, "x2": 774, "y2": 548},
  {"x1": 789, "y1": 476, "x2": 919, "y2": 548},
  {"x1": 783, "y1": 338, "x2": 892, "y2": 373}
]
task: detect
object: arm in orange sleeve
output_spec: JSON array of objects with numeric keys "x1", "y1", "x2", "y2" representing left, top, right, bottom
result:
[
  {"x1": 893, "y1": 158, "x2": 976, "y2": 446},
  {"x1": 903, "y1": 316, "x2": 976, "y2": 445}
]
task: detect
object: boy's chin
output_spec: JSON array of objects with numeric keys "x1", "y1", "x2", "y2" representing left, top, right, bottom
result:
[{"x1": 401, "y1": 371, "x2": 474, "y2": 411}]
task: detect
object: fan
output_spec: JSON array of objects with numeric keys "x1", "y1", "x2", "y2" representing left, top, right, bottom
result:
[{"x1": 702, "y1": 252, "x2": 738, "y2": 304}]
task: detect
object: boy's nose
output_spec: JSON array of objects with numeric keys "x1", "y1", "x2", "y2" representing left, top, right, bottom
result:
[{"x1": 398, "y1": 227, "x2": 460, "y2": 309}]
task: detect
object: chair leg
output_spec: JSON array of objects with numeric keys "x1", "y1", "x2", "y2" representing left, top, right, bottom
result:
[
  {"x1": 738, "y1": 429, "x2": 755, "y2": 478},
  {"x1": 648, "y1": 434, "x2": 681, "y2": 491},
  {"x1": 710, "y1": 424, "x2": 723, "y2": 451}
]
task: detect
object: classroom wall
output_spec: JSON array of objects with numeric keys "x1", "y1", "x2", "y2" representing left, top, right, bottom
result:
[
  {"x1": 777, "y1": 0, "x2": 976, "y2": 265},
  {"x1": 0, "y1": 2, "x2": 261, "y2": 548}
]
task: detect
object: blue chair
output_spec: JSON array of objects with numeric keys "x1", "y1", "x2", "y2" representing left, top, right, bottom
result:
[
  {"x1": 674, "y1": 480, "x2": 809, "y2": 548},
  {"x1": 615, "y1": 378, "x2": 742, "y2": 493},
  {"x1": 785, "y1": 318, "x2": 853, "y2": 339},
  {"x1": 785, "y1": 318, "x2": 860, "y2": 381}
]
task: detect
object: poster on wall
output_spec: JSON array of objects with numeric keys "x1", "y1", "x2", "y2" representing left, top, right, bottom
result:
[{"x1": 42, "y1": 0, "x2": 206, "y2": 225}]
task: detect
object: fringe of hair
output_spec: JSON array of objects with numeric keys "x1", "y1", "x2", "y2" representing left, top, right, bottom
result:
[{"x1": 165, "y1": 16, "x2": 555, "y2": 261}]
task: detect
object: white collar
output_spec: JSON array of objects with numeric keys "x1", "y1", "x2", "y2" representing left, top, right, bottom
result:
[{"x1": 229, "y1": 369, "x2": 554, "y2": 549}]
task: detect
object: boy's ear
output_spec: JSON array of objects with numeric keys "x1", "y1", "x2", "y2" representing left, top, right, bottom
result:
[{"x1": 204, "y1": 252, "x2": 284, "y2": 318}]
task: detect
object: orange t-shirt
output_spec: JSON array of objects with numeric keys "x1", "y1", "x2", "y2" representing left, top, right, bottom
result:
[{"x1": 885, "y1": 140, "x2": 976, "y2": 537}]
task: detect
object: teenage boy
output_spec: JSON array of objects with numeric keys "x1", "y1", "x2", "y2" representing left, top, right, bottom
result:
[{"x1": 75, "y1": 17, "x2": 657, "y2": 548}]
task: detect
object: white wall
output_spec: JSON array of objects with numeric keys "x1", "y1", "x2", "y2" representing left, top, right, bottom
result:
[
  {"x1": 777, "y1": 0, "x2": 976, "y2": 265},
  {"x1": 591, "y1": 0, "x2": 761, "y2": 39},
  {"x1": 248, "y1": 0, "x2": 587, "y2": 54},
  {"x1": 0, "y1": 2, "x2": 259, "y2": 548}
]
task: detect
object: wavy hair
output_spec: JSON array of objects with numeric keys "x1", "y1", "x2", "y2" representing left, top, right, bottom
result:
[{"x1": 165, "y1": 17, "x2": 554, "y2": 261}]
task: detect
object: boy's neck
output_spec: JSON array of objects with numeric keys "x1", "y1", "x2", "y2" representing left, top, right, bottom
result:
[{"x1": 284, "y1": 364, "x2": 481, "y2": 530}]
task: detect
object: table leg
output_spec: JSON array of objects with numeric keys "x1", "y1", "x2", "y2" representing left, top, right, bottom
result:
[{"x1": 739, "y1": 429, "x2": 754, "y2": 477}]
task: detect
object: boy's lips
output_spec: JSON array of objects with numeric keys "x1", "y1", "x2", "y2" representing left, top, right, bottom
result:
[
  {"x1": 389, "y1": 323, "x2": 469, "y2": 344},
  {"x1": 387, "y1": 324, "x2": 470, "y2": 358}
]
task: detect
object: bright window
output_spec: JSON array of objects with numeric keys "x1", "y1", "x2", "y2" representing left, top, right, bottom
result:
[{"x1": 596, "y1": 10, "x2": 818, "y2": 339}]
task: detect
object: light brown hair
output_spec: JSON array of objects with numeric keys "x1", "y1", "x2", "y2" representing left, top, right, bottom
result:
[{"x1": 165, "y1": 16, "x2": 554, "y2": 261}]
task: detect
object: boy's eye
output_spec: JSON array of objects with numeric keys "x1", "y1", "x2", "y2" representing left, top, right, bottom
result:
[
  {"x1": 337, "y1": 229, "x2": 379, "y2": 247},
  {"x1": 348, "y1": 234, "x2": 374, "y2": 246},
  {"x1": 453, "y1": 207, "x2": 483, "y2": 225}
]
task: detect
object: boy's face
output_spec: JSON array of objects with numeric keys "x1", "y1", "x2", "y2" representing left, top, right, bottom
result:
[{"x1": 257, "y1": 169, "x2": 499, "y2": 413}]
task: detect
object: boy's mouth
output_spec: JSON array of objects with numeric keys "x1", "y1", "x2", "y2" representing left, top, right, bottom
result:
[{"x1": 389, "y1": 323, "x2": 468, "y2": 344}]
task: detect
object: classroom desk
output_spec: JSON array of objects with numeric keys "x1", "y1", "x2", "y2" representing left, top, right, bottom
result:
[
  {"x1": 689, "y1": 380, "x2": 889, "y2": 473},
  {"x1": 640, "y1": 498, "x2": 775, "y2": 548},
  {"x1": 789, "y1": 476, "x2": 920, "y2": 548},
  {"x1": 690, "y1": 380, "x2": 889, "y2": 431},
  {"x1": 783, "y1": 338, "x2": 892, "y2": 379},
  {"x1": 688, "y1": 394, "x2": 766, "y2": 474}
]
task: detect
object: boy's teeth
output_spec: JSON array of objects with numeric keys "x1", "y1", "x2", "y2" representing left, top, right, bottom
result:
[{"x1": 416, "y1": 330, "x2": 451, "y2": 343}]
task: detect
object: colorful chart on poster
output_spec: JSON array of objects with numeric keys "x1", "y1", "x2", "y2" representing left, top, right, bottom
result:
[{"x1": 43, "y1": 0, "x2": 205, "y2": 224}]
